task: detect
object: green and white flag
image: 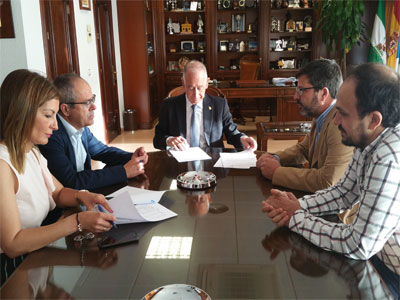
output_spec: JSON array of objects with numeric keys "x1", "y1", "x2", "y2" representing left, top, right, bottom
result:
[{"x1": 368, "y1": 0, "x2": 386, "y2": 64}]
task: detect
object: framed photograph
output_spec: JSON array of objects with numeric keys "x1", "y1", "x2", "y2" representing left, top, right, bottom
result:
[
  {"x1": 232, "y1": 14, "x2": 245, "y2": 32},
  {"x1": 217, "y1": 21, "x2": 228, "y2": 33},
  {"x1": 228, "y1": 42, "x2": 238, "y2": 52},
  {"x1": 270, "y1": 39, "x2": 277, "y2": 51},
  {"x1": 248, "y1": 41, "x2": 258, "y2": 51},
  {"x1": 181, "y1": 40, "x2": 194, "y2": 52},
  {"x1": 296, "y1": 21, "x2": 304, "y2": 32},
  {"x1": 168, "y1": 61, "x2": 178, "y2": 71},
  {"x1": 219, "y1": 40, "x2": 229, "y2": 52},
  {"x1": 285, "y1": 19, "x2": 296, "y2": 32},
  {"x1": 0, "y1": 0, "x2": 15, "y2": 38},
  {"x1": 190, "y1": 1, "x2": 198, "y2": 11},
  {"x1": 197, "y1": 41, "x2": 206, "y2": 52},
  {"x1": 79, "y1": 0, "x2": 91, "y2": 10}
]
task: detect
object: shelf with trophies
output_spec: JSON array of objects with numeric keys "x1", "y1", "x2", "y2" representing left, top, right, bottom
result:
[
  {"x1": 216, "y1": 0, "x2": 260, "y2": 78},
  {"x1": 164, "y1": 0, "x2": 206, "y2": 73},
  {"x1": 267, "y1": 0, "x2": 314, "y2": 78}
]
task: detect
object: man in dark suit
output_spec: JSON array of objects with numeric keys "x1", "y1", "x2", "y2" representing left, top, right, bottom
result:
[
  {"x1": 153, "y1": 60, "x2": 257, "y2": 150},
  {"x1": 39, "y1": 74, "x2": 148, "y2": 191}
]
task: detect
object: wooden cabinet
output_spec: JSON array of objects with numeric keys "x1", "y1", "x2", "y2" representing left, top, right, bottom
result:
[
  {"x1": 215, "y1": 1, "x2": 260, "y2": 80},
  {"x1": 117, "y1": 0, "x2": 161, "y2": 129},
  {"x1": 266, "y1": 3, "x2": 315, "y2": 80},
  {"x1": 150, "y1": 0, "x2": 317, "y2": 122}
]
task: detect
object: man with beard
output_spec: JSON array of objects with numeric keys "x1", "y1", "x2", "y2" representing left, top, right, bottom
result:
[
  {"x1": 262, "y1": 63, "x2": 400, "y2": 261},
  {"x1": 39, "y1": 74, "x2": 148, "y2": 191},
  {"x1": 257, "y1": 59, "x2": 353, "y2": 194}
]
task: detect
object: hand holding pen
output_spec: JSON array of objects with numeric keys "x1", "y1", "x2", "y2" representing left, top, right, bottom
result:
[{"x1": 97, "y1": 204, "x2": 117, "y2": 229}]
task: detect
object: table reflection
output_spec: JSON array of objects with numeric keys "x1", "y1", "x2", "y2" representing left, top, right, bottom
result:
[
  {"x1": 0, "y1": 246, "x2": 117, "y2": 299},
  {"x1": 263, "y1": 227, "x2": 397, "y2": 299},
  {"x1": 1, "y1": 149, "x2": 397, "y2": 299}
]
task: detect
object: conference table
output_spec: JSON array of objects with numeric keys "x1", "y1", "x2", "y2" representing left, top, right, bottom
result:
[{"x1": 0, "y1": 149, "x2": 397, "y2": 299}]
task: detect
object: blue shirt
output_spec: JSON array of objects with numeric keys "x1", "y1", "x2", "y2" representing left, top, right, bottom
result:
[
  {"x1": 58, "y1": 115, "x2": 87, "y2": 172},
  {"x1": 314, "y1": 100, "x2": 336, "y2": 149}
]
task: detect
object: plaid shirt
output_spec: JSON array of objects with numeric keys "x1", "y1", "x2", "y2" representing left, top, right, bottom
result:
[{"x1": 290, "y1": 124, "x2": 400, "y2": 260}]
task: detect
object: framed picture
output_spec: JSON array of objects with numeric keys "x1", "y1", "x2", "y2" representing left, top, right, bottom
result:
[
  {"x1": 217, "y1": 21, "x2": 228, "y2": 33},
  {"x1": 197, "y1": 41, "x2": 206, "y2": 52},
  {"x1": 219, "y1": 40, "x2": 229, "y2": 52},
  {"x1": 168, "y1": 61, "x2": 178, "y2": 71},
  {"x1": 270, "y1": 39, "x2": 277, "y2": 51},
  {"x1": 0, "y1": 0, "x2": 15, "y2": 38},
  {"x1": 181, "y1": 40, "x2": 194, "y2": 52},
  {"x1": 232, "y1": 14, "x2": 245, "y2": 32},
  {"x1": 296, "y1": 21, "x2": 304, "y2": 32},
  {"x1": 228, "y1": 42, "x2": 238, "y2": 52},
  {"x1": 79, "y1": 0, "x2": 91, "y2": 10},
  {"x1": 248, "y1": 41, "x2": 258, "y2": 51},
  {"x1": 285, "y1": 19, "x2": 296, "y2": 32}
]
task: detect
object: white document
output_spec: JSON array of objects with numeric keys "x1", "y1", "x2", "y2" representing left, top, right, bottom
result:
[
  {"x1": 214, "y1": 149, "x2": 257, "y2": 169},
  {"x1": 101, "y1": 190, "x2": 177, "y2": 224},
  {"x1": 107, "y1": 186, "x2": 165, "y2": 205},
  {"x1": 169, "y1": 147, "x2": 211, "y2": 162}
]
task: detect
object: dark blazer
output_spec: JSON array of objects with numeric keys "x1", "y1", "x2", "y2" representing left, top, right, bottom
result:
[
  {"x1": 153, "y1": 94, "x2": 244, "y2": 150},
  {"x1": 39, "y1": 115, "x2": 133, "y2": 190}
]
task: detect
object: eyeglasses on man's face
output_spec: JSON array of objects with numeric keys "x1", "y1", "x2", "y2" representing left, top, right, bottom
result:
[
  {"x1": 295, "y1": 86, "x2": 319, "y2": 97},
  {"x1": 65, "y1": 94, "x2": 96, "y2": 107}
]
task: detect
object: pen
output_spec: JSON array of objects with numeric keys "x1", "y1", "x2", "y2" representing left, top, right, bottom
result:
[
  {"x1": 98, "y1": 204, "x2": 117, "y2": 229},
  {"x1": 135, "y1": 200, "x2": 155, "y2": 206}
]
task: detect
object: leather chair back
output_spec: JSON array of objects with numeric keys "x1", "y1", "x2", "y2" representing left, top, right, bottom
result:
[
  {"x1": 167, "y1": 86, "x2": 225, "y2": 98},
  {"x1": 240, "y1": 55, "x2": 261, "y2": 80}
]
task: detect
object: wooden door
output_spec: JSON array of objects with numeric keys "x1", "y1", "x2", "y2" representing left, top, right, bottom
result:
[
  {"x1": 40, "y1": 0, "x2": 79, "y2": 80},
  {"x1": 93, "y1": 0, "x2": 121, "y2": 143}
]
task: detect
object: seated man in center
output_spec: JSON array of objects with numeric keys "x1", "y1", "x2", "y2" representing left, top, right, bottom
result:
[{"x1": 153, "y1": 60, "x2": 257, "y2": 150}]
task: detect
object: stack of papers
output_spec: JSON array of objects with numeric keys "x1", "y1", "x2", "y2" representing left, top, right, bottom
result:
[
  {"x1": 98, "y1": 187, "x2": 177, "y2": 224},
  {"x1": 214, "y1": 149, "x2": 257, "y2": 169},
  {"x1": 169, "y1": 147, "x2": 211, "y2": 162}
]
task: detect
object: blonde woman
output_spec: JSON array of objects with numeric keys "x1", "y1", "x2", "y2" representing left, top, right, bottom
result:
[{"x1": 0, "y1": 70, "x2": 115, "y2": 285}]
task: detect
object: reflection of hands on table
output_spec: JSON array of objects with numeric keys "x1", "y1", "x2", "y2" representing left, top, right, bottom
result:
[
  {"x1": 166, "y1": 136, "x2": 189, "y2": 151},
  {"x1": 130, "y1": 173, "x2": 150, "y2": 189},
  {"x1": 262, "y1": 227, "x2": 292, "y2": 260}
]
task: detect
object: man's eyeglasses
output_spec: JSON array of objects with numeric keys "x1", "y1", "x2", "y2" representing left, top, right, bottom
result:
[
  {"x1": 295, "y1": 86, "x2": 319, "y2": 97},
  {"x1": 65, "y1": 94, "x2": 96, "y2": 107}
]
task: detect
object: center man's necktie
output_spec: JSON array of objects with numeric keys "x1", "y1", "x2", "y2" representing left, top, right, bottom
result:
[{"x1": 190, "y1": 104, "x2": 200, "y2": 147}]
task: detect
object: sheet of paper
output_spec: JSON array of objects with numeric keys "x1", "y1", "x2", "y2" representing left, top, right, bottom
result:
[
  {"x1": 100, "y1": 190, "x2": 177, "y2": 224},
  {"x1": 107, "y1": 186, "x2": 165, "y2": 205},
  {"x1": 214, "y1": 149, "x2": 257, "y2": 169},
  {"x1": 169, "y1": 147, "x2": 211, "y2": 162}
]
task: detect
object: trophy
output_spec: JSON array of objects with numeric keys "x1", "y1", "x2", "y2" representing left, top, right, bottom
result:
[{"x1": 235, "y1": 14, "x2": 241, "y2": 32}]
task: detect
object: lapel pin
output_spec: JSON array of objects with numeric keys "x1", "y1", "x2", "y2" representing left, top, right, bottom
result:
[{"x1": 209, "y1": 106, "x2": 212, "y2": 110}]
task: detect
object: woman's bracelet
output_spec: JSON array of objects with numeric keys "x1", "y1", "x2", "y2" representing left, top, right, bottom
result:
[{"x1": 76, "y1": 213, "x2": 83, "y2": 232}]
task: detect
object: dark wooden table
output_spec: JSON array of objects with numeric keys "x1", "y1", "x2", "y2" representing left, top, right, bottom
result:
[{"x1": 0, "y1": 150, "x2": 396, "y2": 299}]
